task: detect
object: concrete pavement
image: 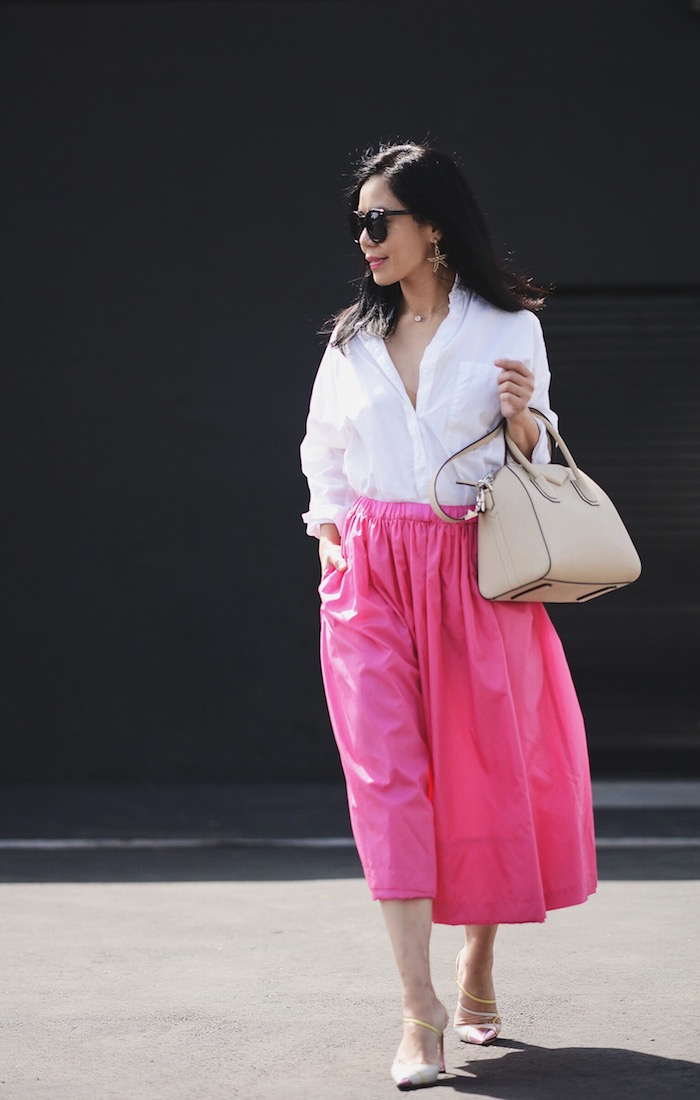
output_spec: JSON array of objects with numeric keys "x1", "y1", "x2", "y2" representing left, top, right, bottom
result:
[{"x1": 0, "y1": 782, "x2": 698, "y2": 1099}]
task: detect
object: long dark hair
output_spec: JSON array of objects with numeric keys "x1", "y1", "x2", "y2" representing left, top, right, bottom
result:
[{"x1": 331, "y1": 143, "x2": 548, "y2": 351}]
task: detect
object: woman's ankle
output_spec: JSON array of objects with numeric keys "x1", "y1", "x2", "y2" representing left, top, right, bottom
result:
[
  {"x1": 402, "y1": 992, "x2": 446, "y2": 1024},
  {"x1": 457, "y1": 948, "x2": 496, "y2": 1004}
]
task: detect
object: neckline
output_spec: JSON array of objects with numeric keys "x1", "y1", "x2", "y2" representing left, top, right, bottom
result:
[{"x1": 360, "y1": 287, "x2": 472, "y2": 411}]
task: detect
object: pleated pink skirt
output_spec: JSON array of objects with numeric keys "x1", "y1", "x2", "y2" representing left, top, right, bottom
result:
[{"x1": 319, "y1": 497, "x2": 597, "y2": 926}]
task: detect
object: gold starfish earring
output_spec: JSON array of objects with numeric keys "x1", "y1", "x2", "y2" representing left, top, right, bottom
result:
[{"x1": 430, "y1": 239, "x2": 448, "y2": 274}]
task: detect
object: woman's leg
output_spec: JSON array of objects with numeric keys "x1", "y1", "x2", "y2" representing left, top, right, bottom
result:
[
  {"x1": 381, "y1": 899, "x2": 448, "y2": 1066},
  {"x1": 455, "y1": 924, "x2": 501, "y2": 1033}
]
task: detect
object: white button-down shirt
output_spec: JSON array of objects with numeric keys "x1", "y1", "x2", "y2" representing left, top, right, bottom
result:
[{"x1": 300, "y1": 283, "x2": 556, "y2": 537}]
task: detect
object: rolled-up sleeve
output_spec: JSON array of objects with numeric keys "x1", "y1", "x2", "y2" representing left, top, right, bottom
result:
[
  {"x1": 519, "y1": 311, "x2": 558, "y2": 464},
  {"x1": 300, "y1": 343, "x2": 354, "y2": 538}
]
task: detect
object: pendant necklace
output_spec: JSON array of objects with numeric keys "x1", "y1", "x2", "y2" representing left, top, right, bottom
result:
[{"x1": 412, "y1": 300, "x2": 449, "y2": 323}]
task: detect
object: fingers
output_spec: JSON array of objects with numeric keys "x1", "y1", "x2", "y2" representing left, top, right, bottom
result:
[
  {"x1": 494, "y1": 359, "x2": 534, "y2": 416},
  {"x1": 494, "y1": 357, "x2": 529, "y2": 373},
  {"x1": 319, "y1": 539, "x2": 347, "y2": 574},
  {"x1": 494, "y1": 359, "x2": 534, "y2": 387}
]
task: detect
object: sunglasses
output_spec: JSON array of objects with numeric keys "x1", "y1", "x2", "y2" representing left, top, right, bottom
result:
[{"x1": 348, "y1": 207, "x2": 413, "y2": 244}]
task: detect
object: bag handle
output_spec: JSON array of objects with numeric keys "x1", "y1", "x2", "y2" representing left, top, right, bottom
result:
[
  {"x1": 429, "y1": 409, "x2": 599, "y2": 523},
  {"x1": 504, "y1": 413, "x2": 600, "y2": 506}
]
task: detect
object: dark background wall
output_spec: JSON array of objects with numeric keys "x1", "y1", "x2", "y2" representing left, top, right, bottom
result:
[{"x1": 2, "y1": 0, "x2": 699, "y2": 782}]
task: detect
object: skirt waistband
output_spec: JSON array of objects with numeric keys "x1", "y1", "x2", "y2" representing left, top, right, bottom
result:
[{"x1": 349, "y1": 496, "x2": 477, "y2": 524}]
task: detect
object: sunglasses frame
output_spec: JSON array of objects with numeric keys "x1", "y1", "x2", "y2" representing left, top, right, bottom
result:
[{"x1": 348, "y1": 207, "x2": 413, "y2": 245}]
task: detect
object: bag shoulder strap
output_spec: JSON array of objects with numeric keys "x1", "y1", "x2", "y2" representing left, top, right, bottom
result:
[
  {"x1": 428, "y1": 420, "x2": 504, "y2": 523},
  {"x1": 429, "y1": 408, "x2": 597, "y2": 523}
]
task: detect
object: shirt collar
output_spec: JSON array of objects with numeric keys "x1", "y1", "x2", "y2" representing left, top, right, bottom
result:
[
  {"x1": 357, "y1": 280, "x2": 472, "y2": 375},
  {"x1": 449, "y1": 277, "x2": 470, "y2": 305},
  {"x1": 357, "y1": 279, "x2": 470, "y2": 347}
]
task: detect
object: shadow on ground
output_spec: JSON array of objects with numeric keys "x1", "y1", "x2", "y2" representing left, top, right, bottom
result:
[{"x1": 443, "y1": 1040, "x2": 700, "y2": 1098}]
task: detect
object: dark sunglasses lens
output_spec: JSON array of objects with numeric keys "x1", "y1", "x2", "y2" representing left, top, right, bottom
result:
[
  {"x1": 348, "y1": 210, "x2": 389, "y2": 244},
  {"x1": 348, "y1": 212, "x2": 362, "y2": 242},
  {"x1": 367, "y1": 210, "x2": 387, "y2": 243}
]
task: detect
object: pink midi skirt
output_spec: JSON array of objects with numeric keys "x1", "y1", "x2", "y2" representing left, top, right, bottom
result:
[{"x1": 319, "y1": 497, "x2": 597, "y2": 926}]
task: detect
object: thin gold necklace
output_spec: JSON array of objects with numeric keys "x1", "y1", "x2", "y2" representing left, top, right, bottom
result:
[{"x1": 410, "y1": 299, "x2": 449, "y2": 323}]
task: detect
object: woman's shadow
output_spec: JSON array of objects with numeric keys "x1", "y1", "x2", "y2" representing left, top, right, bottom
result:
[{"x1": 434, "y1": 1039, "x2": 700, "y2": 1098}]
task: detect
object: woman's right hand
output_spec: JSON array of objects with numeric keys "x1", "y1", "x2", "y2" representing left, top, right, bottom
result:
[{"x1": 319, "y1": 524, "x2": 347, "y2": 574}]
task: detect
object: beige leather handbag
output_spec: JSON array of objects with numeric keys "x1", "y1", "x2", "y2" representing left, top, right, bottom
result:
[{"x1": 429, "y1": 412, "x2": 642, "y2": 602}]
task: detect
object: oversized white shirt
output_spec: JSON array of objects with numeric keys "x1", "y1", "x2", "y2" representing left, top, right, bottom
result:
[{"x1": 300, "y1": 283, "x2": 556, "y2": 537}]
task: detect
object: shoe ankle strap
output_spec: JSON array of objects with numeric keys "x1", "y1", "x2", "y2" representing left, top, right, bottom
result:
[
  {"x1": 456, "y1": 979, "x2": 497, "y2": 1005},
  {"x1": 402, "y1": 1017, "x2": 442, "y2": 1037}
]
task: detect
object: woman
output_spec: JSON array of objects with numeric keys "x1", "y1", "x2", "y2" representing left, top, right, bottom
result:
[{"x1": 300, "y1": 143, "x2": 596, "y2": 1090}]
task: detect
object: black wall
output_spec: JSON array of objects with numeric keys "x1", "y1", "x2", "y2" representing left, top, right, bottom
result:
[{"x1": 2, "y1": 1, "x2": 699, "y2": 781}]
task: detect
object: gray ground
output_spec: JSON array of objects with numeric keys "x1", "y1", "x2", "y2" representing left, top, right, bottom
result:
[{"x1": 1, "y1": 781, "x2": 698, "y2": 1100}]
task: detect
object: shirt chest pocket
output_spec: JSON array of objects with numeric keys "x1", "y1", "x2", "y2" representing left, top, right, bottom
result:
[{"x1": 445, "y1": 360, "x2": 502, "y2": 449}]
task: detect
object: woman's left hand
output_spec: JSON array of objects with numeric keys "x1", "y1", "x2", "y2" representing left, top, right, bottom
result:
[
  {"x1": 494, "y1": 358, "x2": 539, "y2": 459},
  {"x1": 494, "y1": 359, "x2": 535, "y2": 420}
]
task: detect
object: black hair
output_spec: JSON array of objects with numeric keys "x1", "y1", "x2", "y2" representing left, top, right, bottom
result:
[{"x1": 330, "y1": 143, "x2": 549, "y2": 351}]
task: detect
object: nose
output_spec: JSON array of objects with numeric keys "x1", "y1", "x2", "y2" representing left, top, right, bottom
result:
[{"x1": 359, "y1": 226, "x2": 374, "y2": 250}]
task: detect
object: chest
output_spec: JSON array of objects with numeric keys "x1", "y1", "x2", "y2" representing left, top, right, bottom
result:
[{"x1": 384, "y1": 320, "x2": 443, "y2": 408}]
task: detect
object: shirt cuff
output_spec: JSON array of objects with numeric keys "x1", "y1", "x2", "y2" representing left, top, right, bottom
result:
[
  {"x1": 531, "y1": 418, "x2": 552, "y2": 464},
  {"x1": 505, "y1": 418, "x2": 551, "y2": 467},
  {"x1": 302, "y1": 507, "x2": 351, "y2": 539}
]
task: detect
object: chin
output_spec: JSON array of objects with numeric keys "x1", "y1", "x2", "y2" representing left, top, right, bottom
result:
[{"x1": 370, "y1": 269, "x2": 396, "y2": 287}]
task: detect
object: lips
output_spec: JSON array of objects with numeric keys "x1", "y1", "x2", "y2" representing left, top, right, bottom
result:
[{"x1": 365, "y1": 256, "x2": 386, "y2": 271}]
